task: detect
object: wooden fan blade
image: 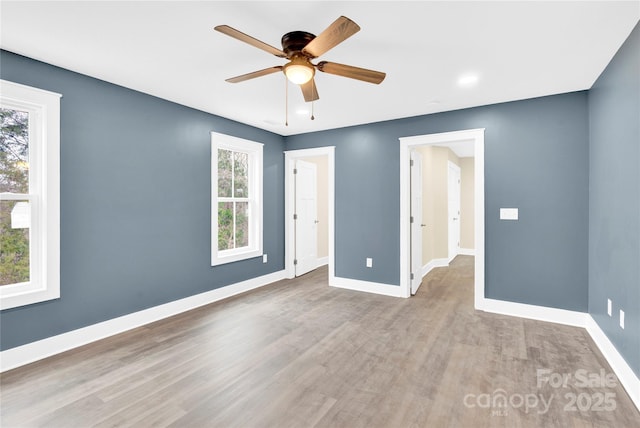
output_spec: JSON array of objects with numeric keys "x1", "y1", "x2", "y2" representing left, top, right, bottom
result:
[
  {"x1": 215, "y1": 25, "x2": 286, "y2": 58},
  {"x1": 226, "y1": 66, "x2": 283, "y2": 83},
  {"x1": 302, "y1": 16, "x2": 360, "y2": 58},
  {"x1": 316, "y1": 61, "x2": 386, "y2": 84},
  {"x1": 300, "y1": 79, "x2": 320, "y2": 102}
]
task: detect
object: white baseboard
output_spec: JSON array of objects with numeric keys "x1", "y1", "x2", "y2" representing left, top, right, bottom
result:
[
  {"x1": 479, "y1": 298, "x2": 587, "y2": 327},
  {"x1": 422, "y1": 258, "x2": 449, "y2": 278},
  {"x1": 3, "y1": 269, "x2": 638, "y2": 414},
  {"x1": 459, "y1": 248, "x2": 475, "y2": 256},
  {"x1": 0, "y1": 270, "x2": 287, "y2": 373},
  {"x1": 316, "y1": 256, "x2": 329, "y2": 268},
  {"x1": 330, "y1": 276, "x2": 405, "y2": 298},
  {"x1": 479, "y1": 298, "x2": 639, "y2": 412},
  {"x1": 586, "y1": 316, "x2": 640, "y2": 411}
]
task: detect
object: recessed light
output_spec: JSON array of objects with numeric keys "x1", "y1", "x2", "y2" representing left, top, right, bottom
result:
[{"x1": 458, "y1": 74, "x2": 479, "y2": 88}]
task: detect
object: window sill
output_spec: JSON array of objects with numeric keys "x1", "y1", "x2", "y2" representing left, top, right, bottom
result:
[
  {"x1": 212, "y1": 248, "x2": 262, "y2": 266},
  {"x1": 1, "y1": 283, "x2": 60, "y2": 310}
]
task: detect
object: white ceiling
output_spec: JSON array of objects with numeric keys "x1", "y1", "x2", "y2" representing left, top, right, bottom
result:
[{"x1": 1, "y1": 1, "x2": 638, "y2": 136}]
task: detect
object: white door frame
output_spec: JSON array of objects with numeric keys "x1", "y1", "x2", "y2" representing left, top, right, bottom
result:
[
  {"x1": 399, "y1": 129, "x2": 485, "y2": 309},
  {"x1": 284, "y1": 147, "x2": 335, "y2": 282}
]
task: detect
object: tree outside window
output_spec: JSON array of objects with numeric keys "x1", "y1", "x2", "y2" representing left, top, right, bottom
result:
[
  {"x1": 0, "y1": 108, "x2": 30, "y2": 286},
  {"x1": 1, "y1": 79, "x2": 61, "y2": 310},
  {"x1": 211, "y1": 132, "x2": 263, "y2": 266},
  {"x1": 217, "y1": 149, "x2": 249, "y2": 251}
]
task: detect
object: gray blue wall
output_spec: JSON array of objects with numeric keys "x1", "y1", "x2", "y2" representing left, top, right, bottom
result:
[
  {"x1": 3, "y1": 23, "x2": 636, "y2": 379},
  {"x1": 0, "y1": 50, "x2": 286, "y2": 351},
  {"x1": 286, "y1": 92, "x2": 590, "y2": 311},
  {"x1": 588, "y1": 22, "x2": 640, "y2": 377}
]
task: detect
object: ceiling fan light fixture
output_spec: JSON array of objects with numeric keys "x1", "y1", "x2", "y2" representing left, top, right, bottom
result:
[{"x1": 284, "y1": 57, "x2": 314, "y2": 85}]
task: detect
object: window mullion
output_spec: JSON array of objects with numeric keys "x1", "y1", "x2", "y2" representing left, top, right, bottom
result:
[{"x1": 0, "y1": 193, "x2": 36, "y2": 201}]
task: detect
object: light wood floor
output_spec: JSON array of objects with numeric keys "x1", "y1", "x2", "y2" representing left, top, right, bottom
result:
[{"x1": 1, "y1": 256, "x2": 638, "y2": 427}]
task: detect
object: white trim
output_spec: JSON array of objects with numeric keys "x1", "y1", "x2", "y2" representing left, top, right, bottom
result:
[
  {"x1": 586, "y1": 316, "x2": 640, "y2": 411},
  {"x1": 0, "y1": 270, "x2": 286, "y2": 372},
  {"x1": 422, "y1": 258, "x2": 449, "y2": 278},
  {"x1": 0, "y1": 80, "x2": 61, "y2": 310},
  {"x1": 399, "y1": 128, "x2": 485, "y2": 304},
  {"x1": 459, "y1": 248, "x2": 475, "y2": 256},
  {"x1": 480, "y1": 298, "x2": 587, "y2": 328},
  {"x1": 480, "y1": 300, "x2": 640, "y2": 412},
  {"x1": 2, "y1": 269, "x2": 638, "y2": 413},
  {"x1": 284, "y1": 147, "x2": 335, "y2": 282},
  {"x1": 330, "y1": 276, "x2": 404, "y2": 298},
  {"x1": 210, "y1": 132, "x2": 264, "y2": 266}
]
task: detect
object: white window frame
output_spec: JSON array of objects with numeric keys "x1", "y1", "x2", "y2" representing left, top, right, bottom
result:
[
  {"x1": 211, "y1": 132, "x2": 263, "y2": 266},
  {"x1": 1, "y1": 80, "x2": 61, "y2": 310}
]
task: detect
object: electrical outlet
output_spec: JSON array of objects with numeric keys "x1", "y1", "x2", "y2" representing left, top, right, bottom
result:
[
  {"x1": 619, "y1": 310, "x2": 625, "y2": 329},
  {"x1": 607, "y1": 299, "x2": 612, "y2": 316},
  {"x1": 366, "y1": 258, "x2": 373, "y2": 268},
  {"x1": 262, "y1": 254, "x2": 268, "y2": 264}
]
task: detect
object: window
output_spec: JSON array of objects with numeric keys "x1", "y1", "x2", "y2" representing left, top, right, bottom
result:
[
  {"x1": 0, "y1": 80, "x2": 61, "y2": 310},
  {"x1": 211, "y1": 132, "x2": 263, "y2": 266}
]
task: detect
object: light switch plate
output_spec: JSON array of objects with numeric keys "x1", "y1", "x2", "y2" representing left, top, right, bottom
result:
[
  {"x1": 500, "y1": 208, "x2": 519, "y2": 220},
  {"x1": 262, "y1": 254, "x2": 268, "y2": 264},
  {"x1": 366, "y1": 258, "x2": 373, "y2": 268},
  {"x1": 607, "y1": 299, "x2": 612, "y2": 316},
  {"x1": 620, "y1": 310, "x2": 625, "y2": 329}
]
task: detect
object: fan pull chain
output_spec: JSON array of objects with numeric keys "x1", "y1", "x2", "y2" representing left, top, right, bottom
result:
[
  {"x1": 310, "y1": 80, "x2": 317, "y2": 120},
  {"x1": 284, "y1": 75, "x2": 289, "y2": 127}
]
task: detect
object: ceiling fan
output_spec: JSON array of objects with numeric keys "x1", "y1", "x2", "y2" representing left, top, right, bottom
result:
[{"x1": 214, "y1": 16, "x2": 386, "y2": 103}]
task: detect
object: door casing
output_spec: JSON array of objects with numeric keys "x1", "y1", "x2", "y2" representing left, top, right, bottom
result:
[
  {"x1": 284, "y1": 147, "x2": 335, "y2": 281},
  {"x1": 399, "y1": 129, "x2": 485, "y2": 306}
]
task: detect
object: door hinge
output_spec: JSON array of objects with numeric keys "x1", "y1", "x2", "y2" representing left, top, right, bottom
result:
[
  {"x1": 410, "y1": 160, "x2": 414, "y2": 167},
  {"x1": 410, "y1": 216, "x2": 414, "y2": 223},
  {"x1": 293, "y1": 168, "x2": 298, "y2": 174},
  {"x1": 410, "y1": 272, "x2": 415, "y2": 280},
  {"x1": 294, "y1": 259, "x2": 298, "y2": 265},
  {"x1": 293, "y1": 214, "x2": 298, "y2": 220}
]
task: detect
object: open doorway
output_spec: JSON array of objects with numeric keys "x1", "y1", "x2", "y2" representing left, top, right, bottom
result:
[
  {"x1": 284, "y1": 147, "x2": 335, "y2": 280},
  {"x1": 400, "y1": 129, "x2": 485, "y2": 308},
  {"x1": 409, "y1": 147, "x2": 467, "y2": 295}
]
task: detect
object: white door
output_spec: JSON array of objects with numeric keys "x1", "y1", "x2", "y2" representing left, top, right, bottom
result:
[
  {"x1": 295, "y1": 159, "x2": 318, "y2": 276},
  {"x1": 447, "y1": 161, "x2": 461, "y2": 262},
  {"x1": 410, "y1": 150, "x2": 423, "y2": 294}
]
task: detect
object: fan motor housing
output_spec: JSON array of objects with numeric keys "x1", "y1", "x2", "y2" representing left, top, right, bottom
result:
[{"x1": 281, "y1": 31, "x2": 316, "y2": 57}]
